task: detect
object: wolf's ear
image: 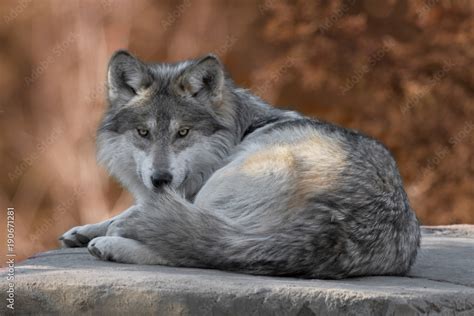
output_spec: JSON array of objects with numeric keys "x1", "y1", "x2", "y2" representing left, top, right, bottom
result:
[
  {"x1": 107, "y1": 50, "x2": 153, "y2": 105},
  {"x1": 179, "y1": 54, "x2": 224, "y2": 101}
]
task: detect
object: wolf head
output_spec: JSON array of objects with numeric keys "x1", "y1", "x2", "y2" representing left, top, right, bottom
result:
[{"x1": 97, "y1": 51, "x2": 238, "y2": 200}]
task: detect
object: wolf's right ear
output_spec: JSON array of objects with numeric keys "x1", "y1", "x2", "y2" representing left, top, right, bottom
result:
[{"x1": 107, "y1": 50, "x2": 153, "y2": 105}]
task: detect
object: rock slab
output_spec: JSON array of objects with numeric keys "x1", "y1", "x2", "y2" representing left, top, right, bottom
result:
[{"x1": 1, "y1": 225, "x2": 473, "y2": 315}]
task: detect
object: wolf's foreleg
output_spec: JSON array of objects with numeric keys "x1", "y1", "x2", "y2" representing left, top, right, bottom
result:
[
  {"x1": 60, "y1": 206, "x2": 138, "y2": 247},
  {"x1": 90, "y1": 189, "x2": 235, "y2": 267}
]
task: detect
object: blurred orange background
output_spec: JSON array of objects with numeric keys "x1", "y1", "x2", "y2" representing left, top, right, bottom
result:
[{"x1": 0, "y1": 0, "x2": 473, "y2": 263}]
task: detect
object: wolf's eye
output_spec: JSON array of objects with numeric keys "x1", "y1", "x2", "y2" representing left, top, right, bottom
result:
[
  {"x1": 137, "y1": 128, "x2": 149, "y2": 137},
  {"x1": 177, "y1": 127, "x2": 190, "y2": 138}
]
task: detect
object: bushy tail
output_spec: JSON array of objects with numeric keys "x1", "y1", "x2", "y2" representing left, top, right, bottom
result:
[
  {"x1": 131, "y1": 189, "x2": 420, "y2": 279},
  {"x1": 131, "y1": 190, "x2": 323, "y2": 277}
]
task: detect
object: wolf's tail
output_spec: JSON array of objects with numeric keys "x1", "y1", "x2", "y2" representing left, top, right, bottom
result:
[
  {"x1": 133, "y1": 188, "x2": 419, "y2": 279},
  {"x1": 130, "y1": 189, "x2": 317, "y2": 276}
]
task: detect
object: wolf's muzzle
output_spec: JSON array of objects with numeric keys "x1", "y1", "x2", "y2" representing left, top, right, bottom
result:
[{"x1": 151, "y1": 170, "x2": 173, "y2": 188}]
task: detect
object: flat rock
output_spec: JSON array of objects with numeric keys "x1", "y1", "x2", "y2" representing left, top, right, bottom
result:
[{"x1": 1, "y1": 226, "x2": 473, "y2": 315}]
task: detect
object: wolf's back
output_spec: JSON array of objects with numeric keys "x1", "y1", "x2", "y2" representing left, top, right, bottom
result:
[{"x1": 213, "y1": 119, "x2": 421, "y2": 278}]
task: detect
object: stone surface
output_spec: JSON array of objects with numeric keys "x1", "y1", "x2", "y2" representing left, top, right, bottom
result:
[{"x1": 1, "y1": 226, "x2": 473, "y2": 315}]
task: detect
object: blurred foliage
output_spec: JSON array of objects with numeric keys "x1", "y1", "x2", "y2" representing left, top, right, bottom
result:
[{"x1": 0, "y1": 0, "x2": 472, "y2": 262}]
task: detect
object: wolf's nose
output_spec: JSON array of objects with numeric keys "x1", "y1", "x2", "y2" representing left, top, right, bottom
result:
[{"x1": 151, "y1": 170, "x2": 173, "y2": 188}]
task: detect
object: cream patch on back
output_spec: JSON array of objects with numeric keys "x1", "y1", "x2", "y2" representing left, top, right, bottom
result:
[
  {"x1": 195, "y1": 127, "x2": 347, "y2": 212},
  {"x1": 240, "y1": 129, "x2": 347, "y2": 193},
  {"x1": 241, "y1": 145, "x2": 296, "y2": 174}
]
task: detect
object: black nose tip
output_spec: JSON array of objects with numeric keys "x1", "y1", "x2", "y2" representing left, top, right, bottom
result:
[{"x1": 150, "y1": 170, "x2": 173, "y2": 188}]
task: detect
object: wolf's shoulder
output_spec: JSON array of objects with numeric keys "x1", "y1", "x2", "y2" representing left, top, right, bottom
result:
[{"x1": 238, "y1": 115, "x2": 397, "y2": 168}]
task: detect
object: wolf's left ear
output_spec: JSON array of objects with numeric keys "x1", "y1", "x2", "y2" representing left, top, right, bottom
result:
[
  {"x1": 179, "y1": 54, "x2": 224, "y2": 101},
  {"x1": 107, "y1": 50, "x2": 153, "y2": 105}
]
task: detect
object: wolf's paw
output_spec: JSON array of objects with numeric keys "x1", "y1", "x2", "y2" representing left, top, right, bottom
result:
[
  {"x1": 59, "y1": 224, "x2": 105, "y2": 248},
  {"x1": 88, "y1": 236, "x2": 138, "y2": 263},
  {"x1": 88, "y1": 236, "x2": 118, "y2": 261},
  {"x1": 88, "y1": 236, "x2": 169, "y2": 265}
]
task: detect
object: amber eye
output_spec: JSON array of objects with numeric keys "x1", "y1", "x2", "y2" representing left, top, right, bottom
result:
[
  {"x1": 137, "y1": 128, "x2": 149, "y2": 137},
  {"x1": 177, "y1": 127, "x2": 190, "y2": 138}
]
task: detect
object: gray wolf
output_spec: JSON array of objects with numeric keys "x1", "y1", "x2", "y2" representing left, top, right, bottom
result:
[{"x1": 60, "y1": 51, "x2": 420, "y2": 279}]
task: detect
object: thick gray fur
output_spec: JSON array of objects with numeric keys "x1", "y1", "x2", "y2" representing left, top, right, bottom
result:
[{"x1": 60, "y1": 50, "x2": 420, "y2": 279}]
